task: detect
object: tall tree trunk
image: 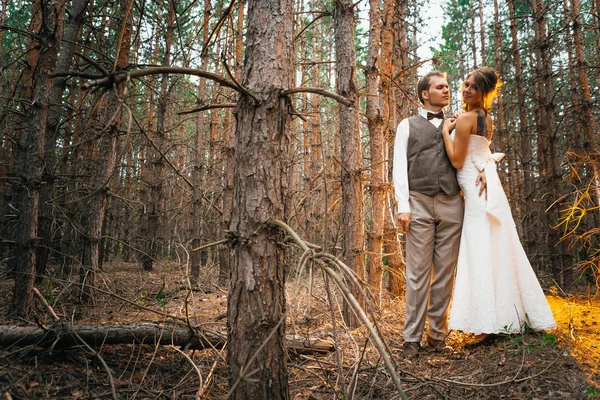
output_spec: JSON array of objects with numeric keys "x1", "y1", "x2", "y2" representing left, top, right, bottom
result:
[
  {"x1": 226, "y1": 0, "x2": 293, "y2": 396},
  {"x1": 9, "y1": 0, "x2": 63, "y2": 318},
  {"x1": 470, "y1": 0, "x2": 477, "y2": 68},
  {"x1": 80, "y1": 0, "x2": 132, "y2": 303},
  {"x1": 334, "y1": 0, "x2": 365, "y2": 326},
  {"x1": 532, "y1": 0, "x2": 569, "y2": 281},
  {"x1": 570, "y1": 0, "x2": 600, "y2": 206},
  {"x1": 37, "y1": 0, "x2": 90, "y2": 279},
  {"x1": 190, "y1": 0, "x2": 211, "y2": 284},
  {"x1": 365, "y1": 0, "x2": 385, "y2": 304},
  {"x1": 219, "y1": 0, "x2": 244, "y2": 286},
  {"x1": 594, "y1": 0, "x2": 600, "y2": 66},
  {"x1": 0, "y1": 0, "x2": 6, "y2": 56},
  {"x1": 141, "y1": 0, "x2": 174, "y2": 272},
  {"x1": 308, "y1": 19, "x2": 324, "y2": 245},
  {"x1": 492, "y1": 0, "x2": 518, "y2": 225},
  {"x1": 508, "y1": 0, "x2": 535, "y2": 256},
  {"x1": 478, "y1": 0, "x2": 486, "y2": 64},
  {"x1": 387, "y1": 0, "x2": 409, "y2": 296}
]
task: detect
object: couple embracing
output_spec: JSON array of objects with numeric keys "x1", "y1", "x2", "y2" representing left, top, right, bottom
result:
[{"x1": 393, "y1": 68, "x2": 556, "y2": 359}]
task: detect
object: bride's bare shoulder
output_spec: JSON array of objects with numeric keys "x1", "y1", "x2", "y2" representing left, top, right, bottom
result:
[{"x1": 456, "y1": 111, "x2": 477, "y2": 126}]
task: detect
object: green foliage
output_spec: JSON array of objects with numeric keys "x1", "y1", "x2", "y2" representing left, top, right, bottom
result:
[
  {"x1": 40, "y1": 278, "x2": 55, "y2": 305},
  {"x1": 499, "y1": 317, "x2": 557, "y2": 355},
  {"x1": 541, "y1": 332, "x2": 557, "y2": 347},
  {"x1": 155, "y1": 289, "x2": 167, "y2": 308}
]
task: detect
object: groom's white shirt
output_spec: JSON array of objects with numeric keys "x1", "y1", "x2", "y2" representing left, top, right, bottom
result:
[{"x1": 393, "y1": 109, "x2": 444, "y2": 214}]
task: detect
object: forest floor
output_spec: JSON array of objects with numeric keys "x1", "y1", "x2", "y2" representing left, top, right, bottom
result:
[{"x1": 0, "y1": 261, "x2": 598, "y2": 399}]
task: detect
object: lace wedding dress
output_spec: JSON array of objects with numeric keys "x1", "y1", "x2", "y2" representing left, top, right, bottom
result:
[{"x1": 448, "y1": 135, "x2": 556, "y2": 334}]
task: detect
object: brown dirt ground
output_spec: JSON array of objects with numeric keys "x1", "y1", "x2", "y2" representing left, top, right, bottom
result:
[{"x1": 0, "y1": 261, "x2": 598, "y2": 399}]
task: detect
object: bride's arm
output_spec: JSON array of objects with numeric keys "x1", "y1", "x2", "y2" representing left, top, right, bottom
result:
[{"x1": 442, "y1": 114, "x2": 471, "y2": 169}]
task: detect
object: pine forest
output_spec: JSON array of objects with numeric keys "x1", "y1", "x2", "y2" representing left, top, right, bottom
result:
[{"x1": 0, "y1": 0, "x2": 598, "y2": 398}]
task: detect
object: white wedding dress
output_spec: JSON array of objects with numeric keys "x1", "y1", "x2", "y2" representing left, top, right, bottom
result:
[{"x1": 448, "y1": 135, "x2": 556, "y2": 334}]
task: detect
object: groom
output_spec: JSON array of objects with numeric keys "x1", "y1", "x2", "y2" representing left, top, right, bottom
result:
[{"x1": 392, "y1": 71, "x2": 464, "y2": 359}]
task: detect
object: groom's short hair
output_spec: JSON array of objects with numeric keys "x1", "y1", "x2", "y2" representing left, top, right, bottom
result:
[{"x1": 418, "y1": 71, "x2": 447, "y2": 105}]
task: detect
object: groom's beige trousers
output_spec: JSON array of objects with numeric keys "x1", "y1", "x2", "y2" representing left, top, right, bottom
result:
[{"x1": 403, "y1": 190, "x2": 463, "y2": 342}]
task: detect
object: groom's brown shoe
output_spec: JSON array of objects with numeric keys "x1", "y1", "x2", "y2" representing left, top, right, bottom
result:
[
  {"x1": 427, "y1": 336, "x2": 452, "y2": 353},
  {"x1": 403, "y1": 342, "x2": 420, "y2": 359}
]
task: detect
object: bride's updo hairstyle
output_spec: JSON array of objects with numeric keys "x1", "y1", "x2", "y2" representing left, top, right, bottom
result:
[{"x1": 464, "y1": 67, "x2": 502, "y2": 112}]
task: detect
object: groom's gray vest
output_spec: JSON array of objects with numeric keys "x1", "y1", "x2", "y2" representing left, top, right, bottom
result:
[{"x1": 407, "y1": 115, "x2": 460, "y2": 197}]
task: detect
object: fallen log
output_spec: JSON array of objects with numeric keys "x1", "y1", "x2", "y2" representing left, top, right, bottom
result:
[{"x1": 0, "y1": 324, "x2": 335, "y2": 354}]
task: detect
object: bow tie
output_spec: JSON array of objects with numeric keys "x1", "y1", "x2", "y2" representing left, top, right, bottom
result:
[{"x1": 427, "y1": 111, "x2": 445, "y2": 120}]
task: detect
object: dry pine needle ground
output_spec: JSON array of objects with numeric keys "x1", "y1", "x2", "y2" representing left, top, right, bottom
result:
[{"x1": 0, "y1": 262, "x2": 598, "y2": 399}]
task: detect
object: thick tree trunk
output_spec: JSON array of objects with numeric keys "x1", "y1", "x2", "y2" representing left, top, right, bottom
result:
[
  {"x1": 334, "y1": 0, "x2": 365, "y2": 327},
  {"x1": 9, "y1": 0, "x2": 63, "y2": 319},
  {"x1": 226, "y1": 0, "x2": 294, "y2": 397}
]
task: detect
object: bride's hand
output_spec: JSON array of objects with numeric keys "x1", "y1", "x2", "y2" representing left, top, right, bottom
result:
[{"x1": 442, "y1": 117, "x2": 456, "y2": 134}]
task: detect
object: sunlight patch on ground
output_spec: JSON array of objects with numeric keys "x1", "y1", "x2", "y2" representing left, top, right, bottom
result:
[{"x1": 547, "y1": 295, "x2": 600, "y2": 387}]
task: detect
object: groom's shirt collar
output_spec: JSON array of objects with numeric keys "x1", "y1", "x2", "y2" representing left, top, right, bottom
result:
[{"x1": 419, "y1": 108, "x2": 443, "y2": 128}]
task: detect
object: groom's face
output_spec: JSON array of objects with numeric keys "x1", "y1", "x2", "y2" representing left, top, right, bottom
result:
[{"x1": 423, "y1": 76, "x2": 450, "y2": 110}]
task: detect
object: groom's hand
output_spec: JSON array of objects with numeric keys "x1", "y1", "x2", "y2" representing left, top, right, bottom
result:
[
  {"x1": 476, "y1": 170, "x2": 487, "y2": 199},
  {"x1": 397, "y1": 213, "x2": 411, "y2": 234}
]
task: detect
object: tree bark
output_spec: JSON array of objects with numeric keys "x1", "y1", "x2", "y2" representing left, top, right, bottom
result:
[
  {"x1": 226, "y1": 0, "x2": 294, "y2": 396},
  {"x1": 218, "y1": 0, "x2": 245, "y2": 287},
  {"x1": 478, "y1": 0, "x2": 486, "y2": 64},
  {"x1": 570, "y1": 0, "x2": 600, "y2": 206},
  {"x1": 470, "y1": 0, "x2": 477, "y2": 68},
  {"x1": 0, "y1": 323, "x2": 335, "y2": 354},
  {"x1": 80, "y1": 0, "x2": 132, "y2": 303},
  {"x1": 365, "y1": 0, "x2": 385, "y2": 304},
  {"x1": 532, "y1": 0, "x2": 569, "y2": 281},
  {"x1": 381, "y1": 0, "x2": 410, "y2": 296},
  {"x1": 190, "y1": 0, "x2": 212, "y2": 284},
  {"x1": 308, "y1": 18, "x2": 324, "y2": 245},
  {"x1": 141, "y1": 0, "x2": 175, "y2": 272},
  {"x1": 508, "y1": 0, "x2": 536, "y2": 257},
  {"x1": 334, "y1": 0, "x2": 365, "y2": 327},
  {"x1": 36, "y1": 0, "x2": 90, "y2": 280},
  {"x1": 9, "y1": 0, "x2": 63, "y2": 319}
]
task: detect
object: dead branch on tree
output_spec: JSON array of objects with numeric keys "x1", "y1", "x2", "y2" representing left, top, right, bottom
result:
[
  {"x1": 282, "y1": 87, "x2": 353, "y2": 108},
  {"x1": 53, "y1": 67, "x2": 242, "y2": 93},
  {"x1": 178, "y1": 103, "x2": 237, "y2": 115}
]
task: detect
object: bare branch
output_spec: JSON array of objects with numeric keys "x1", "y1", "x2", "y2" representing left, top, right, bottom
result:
[
  {"x1": 178, "y1": 103, "x2": 237, "y2": 115},
  {"x1": 281, "y1": 87, "x2": 354, "y2": 107},
  {"x1": 79, "y1": 67, "x2": 242, "y2": 93}
]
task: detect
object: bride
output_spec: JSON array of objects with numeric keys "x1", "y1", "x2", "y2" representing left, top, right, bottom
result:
[{"x1": 441, "y1": 67, "x2": 556, "y2": 335}]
